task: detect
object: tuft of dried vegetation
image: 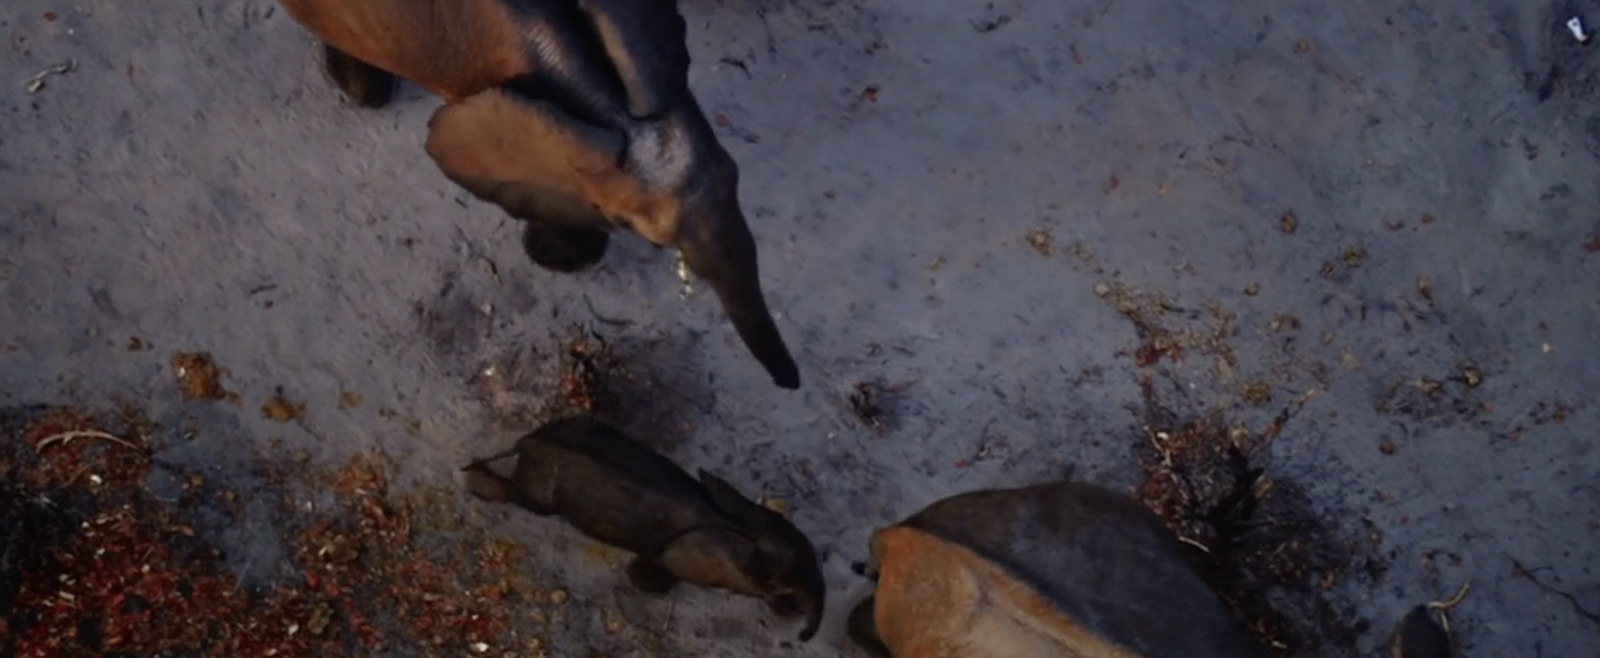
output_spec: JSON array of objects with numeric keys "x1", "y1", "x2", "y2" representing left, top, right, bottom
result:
[
  {"x1": 1096, "y1": 282, "x2": 1386, "y2": 657},
  {"x1": 1132, "y1": 387, "x2": 1383, "y2": 657},
  {"x1": 171, "y1": 352, "x2": 236, "y2": 402},
  {"x1": 556, "y1": 331, "x2": 616, "y2": 414},
  {"x1": 847, "y1": 380, "x2": 888, "y2": 431},
  {"x1": 1095, "y1": 282, "x2": 1239, "y2": 371},
  {"x1": 0, "y1": 406, "x2": 553, "y2": 658}
]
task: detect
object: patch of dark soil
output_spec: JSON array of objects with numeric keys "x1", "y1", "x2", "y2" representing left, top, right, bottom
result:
[
  {"x1": 470, "y1": 326, "x2": 712, "y2": 454},
  {"x1": 1097, "y1": 280, "x2": 1391, "y2": 656},
  {"x1": 1131, "y1": 386, "x2": 1385, "y2": 658},
  {"x1": 1096, "y1": 281, "x2": 1239, "y2": 369},
  {"x1": 843, "y1": 378, "x2": 912, "y2": 436}
]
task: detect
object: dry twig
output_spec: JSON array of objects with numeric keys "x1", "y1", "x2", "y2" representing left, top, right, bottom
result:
[
  {"x1": 1253, "y1": 388, "x2": 1319, "y2": 452},
  {"x1": 1426, "y1": 580, "x2": 1472, "y2": 636},
  {"x1": 24, "y1": 59, "x2": 76, "y2": 93},
  {"x1": 34, "y1": 429, "x2": 145, "y2": 454}
]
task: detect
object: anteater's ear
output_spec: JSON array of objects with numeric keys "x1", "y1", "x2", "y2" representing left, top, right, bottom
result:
[
  {"x1": 575, "y1": 0, "x2": 690, "y2": 118},
  {"x1": 424, "y1": 88, "x2": 625, "y2": 226}
]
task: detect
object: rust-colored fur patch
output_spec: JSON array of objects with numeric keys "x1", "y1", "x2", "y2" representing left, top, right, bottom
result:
[
  {"x1": 870, "y1": 526, "x2": 1145, "y2": 658},
  {"x1": 277, "y1": 0, "x2": 528, "y2": 100}
]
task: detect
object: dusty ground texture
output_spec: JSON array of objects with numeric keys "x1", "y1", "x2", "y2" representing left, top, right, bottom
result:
[{"x1": 3, "y1": 0, "x2": 1600, "y2": 656}]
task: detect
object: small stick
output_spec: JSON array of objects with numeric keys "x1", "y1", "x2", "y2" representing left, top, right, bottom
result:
[
  {"x1": 1428, "y1": 580, "x2": 1471, "y2": 610},
  {"x1": 1426, "y1": 580, "x2": 1472, "y2": 636},
  {"x1": 1253, "y1": 387, "x2": 1319, "y2": 453},
  {"x1": 1147, "y1": 429, "x2": 1174, "y2": 467},
  {"x1": 1177, "y1": 536, "x2": 1212, "y2": 553},
  {"x1": 35, "y1": 429, "x2": 144, "y2": 454},
  {"x1": 24, "y1": 59, "x2": 76, "y2": 93}
]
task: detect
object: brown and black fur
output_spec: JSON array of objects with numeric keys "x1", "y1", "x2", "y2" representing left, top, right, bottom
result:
[
  {"x1": 275, "y1": 0, "x2": 801, "y2": 389},
  {"x1": 848, "y1": 481, "x2": 1274, "y2": 658},
  {"x1": 462, "y1": 414, "x2": 826, "y2": 640},
  {"x1": 848, "y1": 482, "x2": 1464, "y2": 658}
]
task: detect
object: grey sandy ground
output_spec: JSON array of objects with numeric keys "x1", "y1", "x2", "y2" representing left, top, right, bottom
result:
[{"x1": 2, "y1": 0, "x2": 1598, "y2": 655}]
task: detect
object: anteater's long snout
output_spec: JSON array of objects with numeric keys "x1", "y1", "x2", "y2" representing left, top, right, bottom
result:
[{"x1": 676, "y1": 202, "x2": 800, "y2": 390}]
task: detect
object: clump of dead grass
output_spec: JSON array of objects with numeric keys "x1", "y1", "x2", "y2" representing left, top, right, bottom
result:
[{"x1": 1132, "y1": 389, "x2": 1383, "y2": 656}]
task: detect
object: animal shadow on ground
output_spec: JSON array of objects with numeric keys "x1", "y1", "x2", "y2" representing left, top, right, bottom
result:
[{"x1": 1130, "y1": 383, "x2": 1388, "y2": 658}]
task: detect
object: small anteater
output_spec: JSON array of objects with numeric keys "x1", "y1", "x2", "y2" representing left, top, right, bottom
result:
[{"x1": 463, "y1": 414, "x2": 826, "y2": 640}]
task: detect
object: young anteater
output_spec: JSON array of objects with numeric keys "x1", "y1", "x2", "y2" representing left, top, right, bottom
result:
[{"x1": 463, "y1": 414, "x2": 826, "y2": 640}]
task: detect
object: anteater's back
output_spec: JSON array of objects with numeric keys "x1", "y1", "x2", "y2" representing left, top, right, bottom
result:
[
  {"x1": 897, "y1": 482, "x2": 1271, "y2": 658},
  {"x1": 277, "y1": 0, "x2": 626, "y2": 106}
]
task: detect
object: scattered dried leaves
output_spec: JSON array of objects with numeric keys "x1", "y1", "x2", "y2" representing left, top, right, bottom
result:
[
  {"x1": 1341, "y1": 247, "x2": 1365, "y2": 268},
  {"x1": 1025, "y1": 228, "x2": 1054, "y2": 256},
  {"x1": 171, "y1": 352, "x2": 234, "y2": 401},
  {"x1": 558, "y1": 333, "x2": 615, "y2": 413},
  {"x1": 17, "y1": 407, "x2": 150, "y2": 490},
  {"x1": 1132, "y1": 394, "x2": 1380, "y2": 657},
  {"x1": 261, "y1": 394, "x2": 306, "y2": 422},
  {"x1": 1242, "y1": 381, "x2": 1272, "y2": 407},
  {"x1": 1, "y1": 406, "x2": 548, "y2": 658},
  {"x1": 1101, "y1": 282, "x2": 1238, "y2": 371}
]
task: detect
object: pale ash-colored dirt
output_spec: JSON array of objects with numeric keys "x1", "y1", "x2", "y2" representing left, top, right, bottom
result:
[{"x1": 2, "y1": 0, "x2": 1598, "y2": 656}]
